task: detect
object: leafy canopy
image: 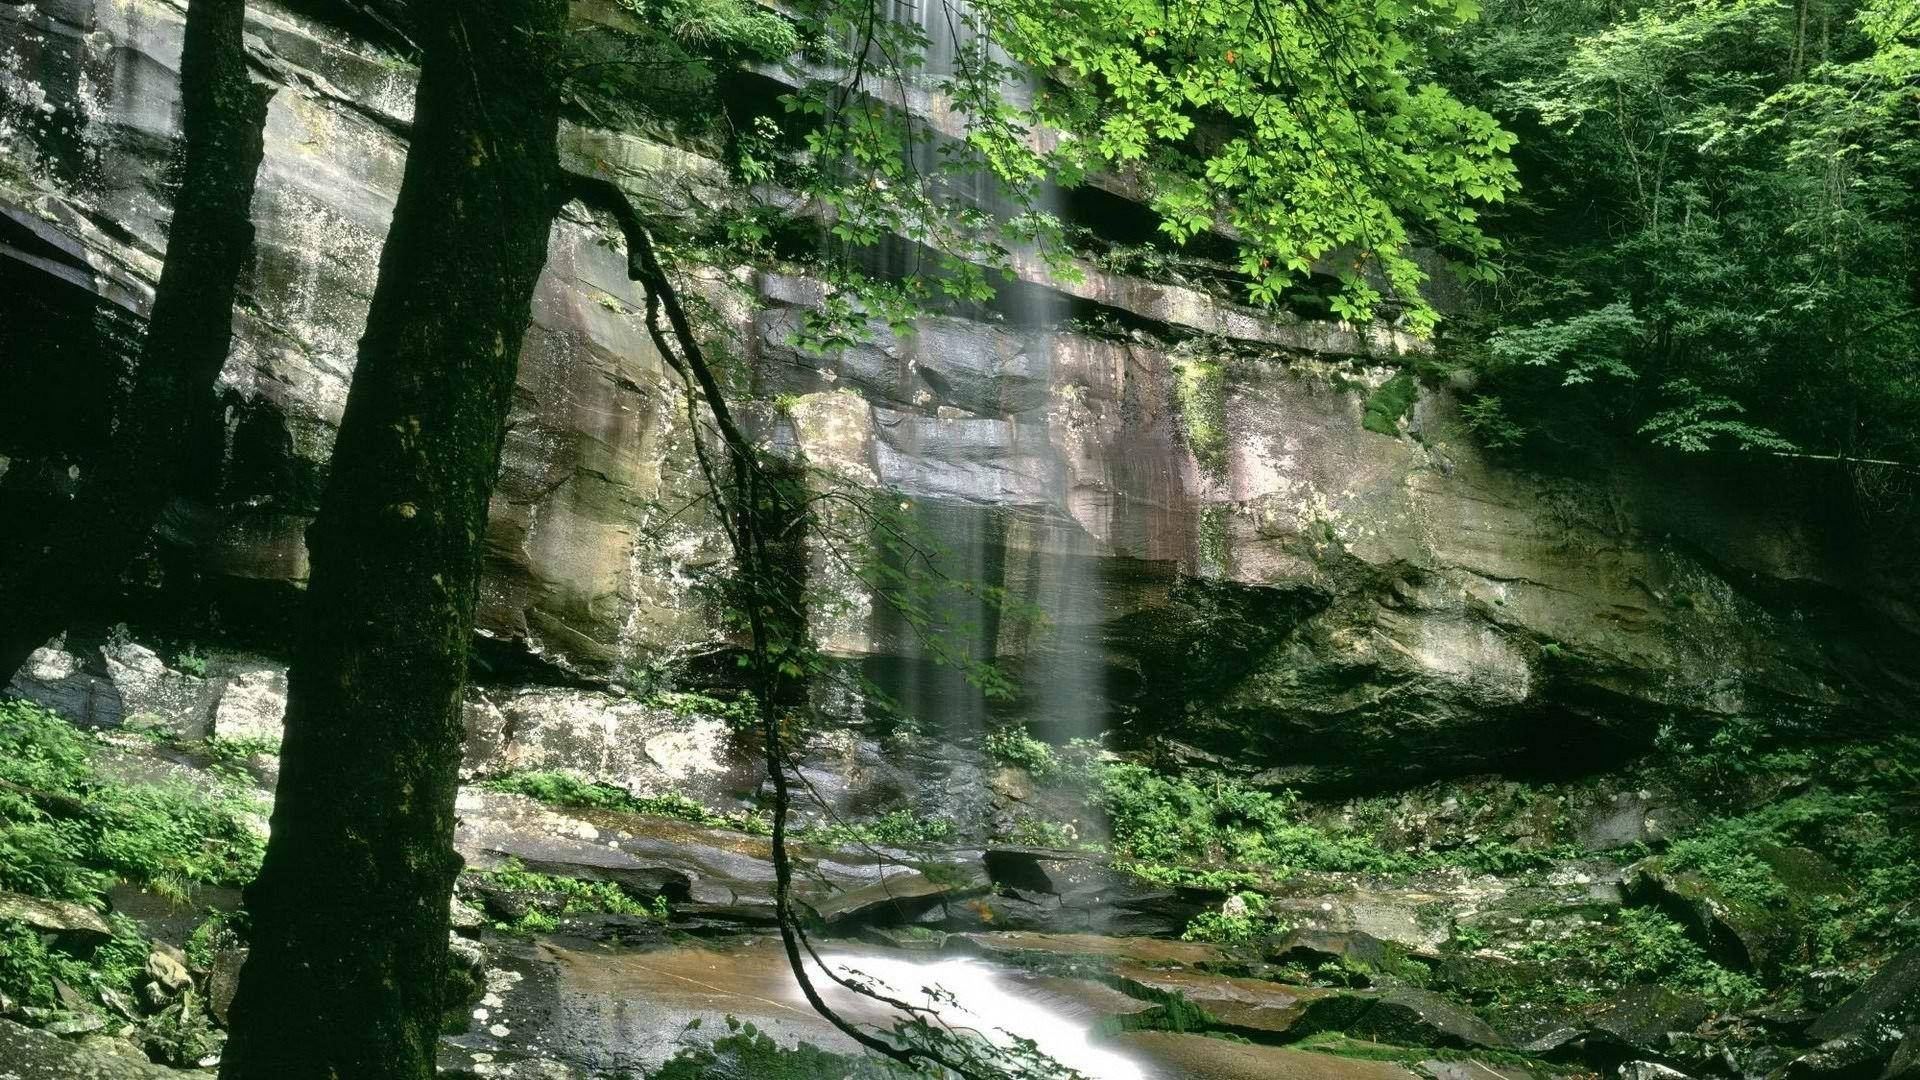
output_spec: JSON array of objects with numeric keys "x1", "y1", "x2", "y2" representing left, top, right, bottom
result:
[{"x1": 765, "y1": 0, "x2": 1518, "y2": 332}]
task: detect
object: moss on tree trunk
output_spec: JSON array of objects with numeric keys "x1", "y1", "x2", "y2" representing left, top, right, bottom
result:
[
  {"x1": 0, "y1": 0, "x2": 270, "y2": 678},
  {"x1": 216, "y1": 3, "x2": 564, "y2": 1077}
]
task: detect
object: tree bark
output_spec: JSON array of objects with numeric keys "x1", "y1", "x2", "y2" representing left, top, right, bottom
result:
[
  {"x1": 216, "y1": 3, "x2": 564, "y2": 1077},
  {"x1": 0, "y1": 0, "x2": 271, "y2": 678}
]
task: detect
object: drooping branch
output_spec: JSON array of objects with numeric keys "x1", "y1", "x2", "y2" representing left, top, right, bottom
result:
[{"x1": 555, "y1": 168, "x2": 1007, "y2": 1079}]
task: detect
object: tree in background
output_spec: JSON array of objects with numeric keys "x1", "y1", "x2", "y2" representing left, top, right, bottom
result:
[
  {"x1": 216, "y1": 3, "x2": 566, "y2": 1076},
  {"x1": 0, "y1": 0, "x2": 271, "y2": 679},
  {"x1": 1440, "y1": 0, "x2": 1920, "y2": 495}
]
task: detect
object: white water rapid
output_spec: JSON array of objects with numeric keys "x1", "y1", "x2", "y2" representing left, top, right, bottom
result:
[{"x1": 815, "y1": 952, "x2": 1148, "y2": 1080}]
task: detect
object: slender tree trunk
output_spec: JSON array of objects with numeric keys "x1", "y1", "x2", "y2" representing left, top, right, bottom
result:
[
  {"x1": 216, "y1": 4, "x2": 563, "y2": 1077},
  {"x1": 0, "y1": 0, "x2": 270, "y2": 678}
]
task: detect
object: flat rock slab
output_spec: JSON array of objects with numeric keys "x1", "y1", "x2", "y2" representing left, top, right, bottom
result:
[
  {"x1": 953, "y1": 930, "x2": 1230, "y2": 969},
  {"x1": 1108, "y1": 962, "x2": 1334, "y2": 1037},
  {"x1": 0, "y1": 889, "x2": 112, "y2": 939},
  {"x1": 454, "y1": 789, "x2": 977, "y2": 924},
  {"x1": 1108, "y1": 1032, "x2": 1423, "y2": 1080},
  {"x1": 0, "y1": 1019, "x2": 194, "y2": 1079},
  {"x1": 478, "y1": 932, "x2": 1426, "y2": 1079}
]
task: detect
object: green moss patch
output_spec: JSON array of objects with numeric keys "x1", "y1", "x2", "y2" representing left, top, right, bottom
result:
[{"x1": 1361, "y1": 370, "x2": 1417, "y2": 436}]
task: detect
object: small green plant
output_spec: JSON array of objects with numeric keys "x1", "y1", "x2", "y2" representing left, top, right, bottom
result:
[
  {"x1": 1170, "y1": 341, "x2": 1230, "y2": 477},
  {"x1": 1004, "y1": 816, "x2": 1077, "y2": 848},
  {"x1": 1459, "y1": 394, "x2": 1529, "y2": 449},
  {"x1": 466, "y1": 857, "x2": 668, "y2": 935},
  {"x1": 1093, "y1": 762, "x2": 1418, "y2": 878},
  {"x1": 481, "y1": 770, "x2": 772, "y2": 835},
  {"x1": 644, "y1": 689, "x2": 760, "y2": 728},
  {"x1": 1513, "y1": 907, "x2": 1763, "y2": 1009},
  {"x1": 1448, "y1": 924, "x2": 1491, "y2": 952},
  {"x1": 802, "y1": 810, "x2": 958, "y2": 851},
  {"x1": 1361, "y1": 369, "x2": 1417, "y2": 436},
  {"x1": 1182, "y1": 891, "x2": 1290, "y2": 944},
  {"x1": 173, "y1": 644, "x2": 208, "y2": 677},
  {"x1": 0, "y1": 699, "x2": 266, "y2": 1016},
  {"x1": 983, "y1": 728, "x2": 1060, "y2": 778}
]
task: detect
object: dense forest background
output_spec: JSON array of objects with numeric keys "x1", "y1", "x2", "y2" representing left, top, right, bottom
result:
[
  {"x1": 1442, "y1": 0, "x2": 1918, "y2": 497},
  {"x1": 0, "y1": 0, "x2": 1916, "y2": 1077}
]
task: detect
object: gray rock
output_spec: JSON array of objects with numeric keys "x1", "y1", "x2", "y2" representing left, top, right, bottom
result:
[
  {"x1": 207, "y1": 947, "x2": 247, "y2": 1026},
  {"x1": 208, "y1": 667, "x2": 287, "y2": 745},
  {"x1": 0, "y1": 889, "x2": 113, "y2": 939},
  {"x1": 1783, "y1": 1034, "x2": 1902, "y2": 1080},
  {"x1": 2, "y1": 0, "x2": 1913, "y2": 788},
  {"x1": 0, "y1": 1020, "x2": 182, "y2": 1079},
  {"x1": 1265, "y1": 927, "x2": 1399, "y2": 975},
  {"x1": 1619, "y1": 1062, "x2": 1695, "y2": 1080},
  {"x1": 1809, "y1": 949, "x2": 1920, "y2": 1043},
  {"x1": 1352, "y1": 987, "x2": 1513, "y2": 1050},
  {"x1": 1886, "y1": 1029, "x2": 1919, "y2": 1080},
  {"x1": 1626, "y1": 858, "x2": 1794, "y2": 972},
  {"x1": 6, "y1": 642, "x2": 204, "y2": 735},
  {"x1": 1586, "y1": 985, "x2": 1713, "y2": 1051},
  {"x1": 144, "y1": 943, "x2": 191, "y2": 993},
  {"x1": 979, "y1": 846, "x2": 1213, "y2": 937},
  {"x1": 42, "y1": 1011, "x2": 107, "y2": 1036}
]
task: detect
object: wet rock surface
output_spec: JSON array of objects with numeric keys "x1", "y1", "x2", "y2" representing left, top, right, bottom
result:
[
  {"x1": 4, "y1": 0, "x2": 1915, "y2": 792},
  {"x1": 0, "y1": 1019, "x2": 194, "y2": 1079}
]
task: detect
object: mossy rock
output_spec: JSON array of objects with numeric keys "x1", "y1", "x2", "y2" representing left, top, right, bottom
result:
[
  {"x1": 1625, "y1": 857, "x2": 1795, "y2": 972},
  {"x1": 1361, "y1": 371, "x2": 1417, "y2": 436}
]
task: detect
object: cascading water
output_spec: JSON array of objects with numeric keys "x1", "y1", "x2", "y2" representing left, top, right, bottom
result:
[
  {"x1": 862, "y1": 0, "x2": 1109, "y2": 749},
  {"x1": 816, "y1": 953, "x2": 1147, "y2": 1080}
]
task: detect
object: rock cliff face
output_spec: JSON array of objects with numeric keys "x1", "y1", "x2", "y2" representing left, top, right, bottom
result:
[{"x1": 3, "y1": 0, "x2": 1914, "y2": 791}]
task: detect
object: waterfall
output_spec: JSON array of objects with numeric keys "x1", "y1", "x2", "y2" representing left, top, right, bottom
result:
[{"x1": 859, "y1": 0, "x2": 1109, "y2": 751}]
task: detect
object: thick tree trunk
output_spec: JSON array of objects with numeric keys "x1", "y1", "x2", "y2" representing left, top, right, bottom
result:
[
  {"x1": 216, "y1": 3, "x2": 564, "y2": 1077},
  {"x1": 0, "y1": 0, "x2": 270, "y2": 678}
]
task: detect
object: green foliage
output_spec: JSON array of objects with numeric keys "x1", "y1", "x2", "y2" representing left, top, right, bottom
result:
[
  {"x1": 1515, "y1": 907, "x2": 1764, "y2": 1008},
  {"x1": 0, "y1": 699, "x2": 265, "y2": 904},
  {"x1": 171, "y1": 644, "x2": 208, "y2": 678},
  {"x1": 1182, "y1": 891, "x2": 1291, "y2": 944},
  {"x1": 1361, "y1": 370, "x2": 1419, "y2": 436},
  {"x1": 481, "y1": 770, "x2": 773, "y2": 835},
  {"x1": 467, "y1": 856, "x2": 669, "y2": 935},
  {"x1": 802, "y1": 809, "x2": 958, "y2": 851},
  {"x1": 760, "y1": 0, "x2": 1516, "y2": 340},
  {"x1": 1458, "y1": 394, "x2": 1528, "y2": 448},
  {"x1": 0, "y1": 699, "x2": 265, "y2": 1019},
  {"x1": 1003, "y1": 816, "x2": 1077, "y2": 848},
  {"x1": 1093, "y1": 762, "x2": 1419, "y2": 880},
  {"x1": 1659, "y1": 788, "x2": 1920, "y2": 982},
  {"x1": 1445, "y1": 0, "x2": 1920, "y2": 467},
  {"x1": 0, "y1": 913, "x2": 148, "y2": 1010},
  {"x1": 645, "y1": 689, "x2": 761, "y2": 728},
  {"x1": 622, "y1": 0, "x2": 799, "y2": 63},
  {"x1": 983, "y1": 728, "x2": 1060, "y2": 778},
  {"x1": 1170, "y1": 341, "x2": 1230, "y2": 475}
]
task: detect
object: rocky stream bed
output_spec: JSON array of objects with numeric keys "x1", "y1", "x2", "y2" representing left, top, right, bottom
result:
[{"x1": 2, "y1": 668, "x2": 1916, "y2": 1080}]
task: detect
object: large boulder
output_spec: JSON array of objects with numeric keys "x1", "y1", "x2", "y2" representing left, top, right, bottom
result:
[
  {"x1": 1808, "y1": 951, "x2": 1920, "y2": 1044},
  {"x1": 1783, "y1": 950, "x2": 1920, "y2": 1080},
  {"x1": 1625, "y1": 859, "x2": 1795, "y2": 972},
  {"x1": 0, "y1": 1019, "x2": 186, "y2": 1079},
  {"x1": 978, "y1": 846, "x2": 1215, "y2": 937}
]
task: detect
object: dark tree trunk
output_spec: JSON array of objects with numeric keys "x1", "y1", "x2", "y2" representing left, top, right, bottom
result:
[
  {"x1": 0, "y1": 0, "x2": 270, "y2": 678},
  {"x1": 216, "y1": 3, "x2": 564, "y2": 1077}
]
